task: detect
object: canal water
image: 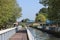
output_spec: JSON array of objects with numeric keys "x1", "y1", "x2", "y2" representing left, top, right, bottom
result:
[{"x1": 28, "y1": 27, "x2": 60, "y2": 40}]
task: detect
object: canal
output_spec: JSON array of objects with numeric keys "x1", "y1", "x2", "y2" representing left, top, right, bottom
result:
[{"x1": 28, "y1": 27, "x2": 60, "y2": 40}]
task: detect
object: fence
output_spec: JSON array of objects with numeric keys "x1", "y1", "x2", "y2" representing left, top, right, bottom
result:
[{"x1": 0, "y1": 26, "x2": 22, "y2": 40}]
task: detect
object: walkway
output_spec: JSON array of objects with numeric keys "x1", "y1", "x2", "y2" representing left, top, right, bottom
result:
[{"x1": 9, "y1": 29, "x2": 28, "y2": 40}]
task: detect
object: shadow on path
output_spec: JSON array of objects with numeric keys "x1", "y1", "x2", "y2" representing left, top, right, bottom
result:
[{"x1": 17, "y1": 30, "x2": 27, "y2": 33}]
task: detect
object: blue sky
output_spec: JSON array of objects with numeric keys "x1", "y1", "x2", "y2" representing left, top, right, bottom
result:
[{"x1": 16, "y1": 0, "x2": 44, "y2": 21}]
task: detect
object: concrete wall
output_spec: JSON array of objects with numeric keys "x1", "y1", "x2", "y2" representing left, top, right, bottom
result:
[{"x1": 26, "y1": 27, "x2": 36, "y2": 40}]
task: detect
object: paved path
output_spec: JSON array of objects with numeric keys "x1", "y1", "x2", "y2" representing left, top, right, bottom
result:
[{"x1": 9, "y1": 29, "x2": 28, "y2": 40}]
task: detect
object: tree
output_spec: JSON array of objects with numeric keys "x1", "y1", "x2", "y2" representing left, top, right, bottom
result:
[
  {"x1": 21, "y1": 18, "x2": 30, "y2": 23},
  {"x1": 39, "y1": 8, "x2": 48, "y2": 13},
  {"x1": 39, "y1": 0, "x2": 60, "y2": 26},
  {"x1": 35, "y1": 7, "x2": 48, "y2": 23},
  {"x1": 39, "y1": 0, "x2": 48, "y2": 6},
  {"x1": 39, "y1": 8, "x2": 48, "y2": 18},
  {"x1": 0, "y1": 0, "x2": 22, "y2": 29},
  {"x1": 35, "y1": 13, "x2": 46, "y2": 22}
]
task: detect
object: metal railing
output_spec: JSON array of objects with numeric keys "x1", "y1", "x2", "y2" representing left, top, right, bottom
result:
[{"x1": 0, "y1": 26, "x2": 22, "y2": 40}]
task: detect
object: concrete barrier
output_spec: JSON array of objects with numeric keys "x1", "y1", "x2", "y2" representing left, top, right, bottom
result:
[{"x1": 26, "y1": 27, "x2": 36, "y2": 40}]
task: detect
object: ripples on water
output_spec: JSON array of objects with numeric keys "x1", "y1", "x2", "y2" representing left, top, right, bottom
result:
[{"x1": 28, "y1": 27, "x2": 60, "y2": 40}]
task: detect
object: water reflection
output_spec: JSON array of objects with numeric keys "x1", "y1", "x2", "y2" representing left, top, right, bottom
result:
[{"x1": 28, "y1": 27, "x2": 60, "y2": 40}]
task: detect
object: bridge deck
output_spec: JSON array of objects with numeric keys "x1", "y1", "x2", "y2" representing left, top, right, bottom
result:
[{"x1": 9, "y1": 29, "x2": 28, "y2": 40}]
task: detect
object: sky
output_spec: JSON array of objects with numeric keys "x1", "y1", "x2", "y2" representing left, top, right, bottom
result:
[{"x1": 16, "y1": 0, "x2": 44, "y2": 22}]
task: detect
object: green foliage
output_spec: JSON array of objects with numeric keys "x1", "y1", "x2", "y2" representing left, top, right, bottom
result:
[
  {"x1": 0, "y1": 0, "x2": 22, "y2": 29},
  {"x1": 39, "y1": 0, "x2": 60, "y2": 23},
  {"x1": 39, "y1": 8, "x2": 48, "y2": 18},
  {"x1": 35, "y1": 13, "x2": 46, "y2": 22},
  {"x1": 48, "y1": 0, "x2": 60, "y2": 21},
  {"x1": 21, "y1": 23, "x2": 25, "y2": 27},
  {"x1": 35, "y1": 7, "x2": 48, "y2": 22},
  {"x1": 39, "y1": 0, "x2": 48, "y2": 6},
  {"x1": 21, "y1": 18, "x2": 30, "y2": 23},
  {"x1": 39, "y1": 8, "x2": 48, "y2": 13}
]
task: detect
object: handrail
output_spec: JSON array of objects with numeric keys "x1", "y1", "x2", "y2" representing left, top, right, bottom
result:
[
  {"x1": 0, "y1": 27, "x2": 16, "y2": 40},
  {"x1": 0, "y1": 26, "x2": 22, "y2": 40},
  {"x1": 0, "y1": 27, "x2": 16, "y2": 34}
]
